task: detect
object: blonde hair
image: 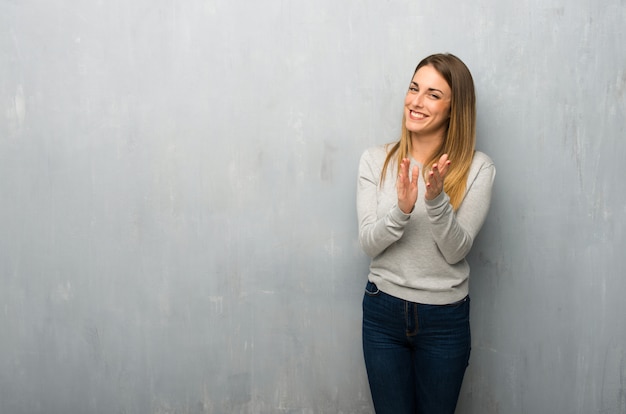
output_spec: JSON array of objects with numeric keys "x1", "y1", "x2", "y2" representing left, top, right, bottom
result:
[{"x1": 381, "y1": 53, "x2": 476, "y2": 210}]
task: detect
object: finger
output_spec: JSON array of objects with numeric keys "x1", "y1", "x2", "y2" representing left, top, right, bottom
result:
[
  {"x1": 425, "y1": 183, "x2": 432, "y2": 195},
  {"x1": 399, "y1": 159, "x2": 407, "y2": 174},
  {"x1": 428, "y1": 166, "x2": 441, "y2": 184},
  {"x1": 438, "y1": 160, "x2": 451, "y2": 178},
  {"x1": 397, "y1": 159, "x2": 410, "y2": 192},
  {"x1": 439, "y1": 161, "x2": 451, "y2": 178},
  {"x1": 402, "y1": 159, "x2": 410, "y2": 181},
  {"x1": 437, "y1": 154, "x2": 450, "y2": 177},
  {"x1": 425, "y1": 178, "x2": 440, "y2": 198},
  {"x1": 426, "y1": 174, "x2": 439, "y2": 191},
  {"x1": 437, "y1": 153, "x2": 449, "y2": 168},
  {"x1": 426, "y1": 168, "x2": 442, "y2": 194},
  {"x1": 404, "y1": 159, "x2": 413, "y2": 182},
  {"x1": 397, "y1": 172, "x2": 405, "y2": 193},
  {"x1": 411, "y1": 165, "x2": 419, "y2": 185},
  {"x1": 398, "y1": 159, "x2": 406, "y2": 179},
  {"x1": 403, "y1": 158, "x2": 411, "y2": 174}
]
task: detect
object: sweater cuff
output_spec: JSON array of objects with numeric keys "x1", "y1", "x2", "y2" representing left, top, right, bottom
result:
[
  {"x1": 424, "y1": 191, "x2": 449, "y2": 214},
  {"x1": 390, "y1": 204, "x2": 412, "y2": 223}
]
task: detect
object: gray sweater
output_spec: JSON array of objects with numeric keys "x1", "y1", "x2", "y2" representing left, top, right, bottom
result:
[{"x1": 357, "y1": 145, "x2": 496, "y2": 305}]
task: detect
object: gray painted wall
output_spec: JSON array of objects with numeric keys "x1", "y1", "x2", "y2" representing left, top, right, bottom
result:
[{"x1": 1, "y1": 0, "x2": 625, "y2": 413}]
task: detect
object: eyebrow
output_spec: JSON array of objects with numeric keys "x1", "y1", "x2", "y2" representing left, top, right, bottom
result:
[{"x1": 410, "y1": 82, "x2": 444, "y2": 95}]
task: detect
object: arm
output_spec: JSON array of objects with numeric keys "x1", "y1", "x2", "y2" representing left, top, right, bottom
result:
[
  {"x1": 425, "y1": 161, "x2": 496, "y2": 264},
  {"x1": 356, "y1": 150, "x2": 411, "y2": 258}
]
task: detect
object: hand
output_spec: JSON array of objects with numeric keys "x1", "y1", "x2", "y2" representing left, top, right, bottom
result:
[
  {"x1": 397, "y1": 158, "x2": 419, "y2": 214},
  {"x1": 425, "y1": 154, "x2": 451, "y2": 200}
]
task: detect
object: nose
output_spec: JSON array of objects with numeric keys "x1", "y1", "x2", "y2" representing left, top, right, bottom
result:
[{"x1": 409, "y1": 92, "x2": 424, "y2": 108}]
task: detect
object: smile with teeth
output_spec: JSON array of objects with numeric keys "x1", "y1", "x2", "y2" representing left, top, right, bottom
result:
[{"x1": 410, "y1": 110, "x2": 427, "y2": 120}]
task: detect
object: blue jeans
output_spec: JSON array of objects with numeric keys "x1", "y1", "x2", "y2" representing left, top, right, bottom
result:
[{"x1": 362, "y1": 281, "x2": 471, "y2": 414}]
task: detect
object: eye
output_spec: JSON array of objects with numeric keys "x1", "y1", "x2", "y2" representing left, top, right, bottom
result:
[
  {"x1": 409, "y1": 86, "x2": 418, "y2": 92},
  {"x1": 429, "y1": 93, "x2": 441, "y2": 99}
]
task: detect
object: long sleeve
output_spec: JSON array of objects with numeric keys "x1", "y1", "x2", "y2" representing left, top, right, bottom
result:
[
  {"x1": 425, "y1": 155, "x2": 496, "y2": 264},
  {"x1": 356, "y1": 148, "x2": 411, "y2": 258},
  {"x1": 356, "y1": 147, "x2": 496, "y2": 305}
]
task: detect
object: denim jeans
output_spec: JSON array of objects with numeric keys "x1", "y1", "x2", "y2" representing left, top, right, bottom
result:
[{"x1": 362, "y1": 281, "x2": 471, "y2": 414}]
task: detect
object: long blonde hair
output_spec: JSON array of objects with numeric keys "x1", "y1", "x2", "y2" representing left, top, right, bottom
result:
[{"x1": 381, "y1": 53, "x2": 476, "y2": 210}]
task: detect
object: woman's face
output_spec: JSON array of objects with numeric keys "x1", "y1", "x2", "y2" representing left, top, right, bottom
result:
[{"x1": 404, "y1": 65, "x2": 451, "y2": 139}]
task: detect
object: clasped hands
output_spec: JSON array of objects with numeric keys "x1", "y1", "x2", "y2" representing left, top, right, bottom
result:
[{"x1": 397, "y1": 154, "x2": 450, "y2": 214}]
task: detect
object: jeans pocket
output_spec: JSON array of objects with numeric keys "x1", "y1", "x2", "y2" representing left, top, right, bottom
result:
[{"x1": 364, "y1": 281, "x2": 380, "y2": 296}]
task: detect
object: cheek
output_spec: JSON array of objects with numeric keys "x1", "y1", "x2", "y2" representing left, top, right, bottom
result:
[{"x1": 441, "y1": 103, "x2": 451, "y2": 119}]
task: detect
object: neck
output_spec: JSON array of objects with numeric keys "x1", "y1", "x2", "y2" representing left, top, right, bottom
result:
[{"x1": 410, "y1": 133, "x2": 444, "y2": 164}]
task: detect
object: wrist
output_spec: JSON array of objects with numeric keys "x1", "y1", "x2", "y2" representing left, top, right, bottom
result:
[{"x1": 399, "y1": 203, "x2": 415, "y2": 214}]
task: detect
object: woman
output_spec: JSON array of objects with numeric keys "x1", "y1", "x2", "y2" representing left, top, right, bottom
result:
[{"x1": 357, "y1": 53, "x2": 495, "y2": 414}]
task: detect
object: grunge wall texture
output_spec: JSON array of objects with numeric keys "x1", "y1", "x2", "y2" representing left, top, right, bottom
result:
[{"x1": 1, "y1": 0, "x2": 625, "y2": 412}]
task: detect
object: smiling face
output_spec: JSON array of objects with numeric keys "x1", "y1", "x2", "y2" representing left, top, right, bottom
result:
[{"x1": 404, "y1": 64, "x2": 452, "y2": 140}]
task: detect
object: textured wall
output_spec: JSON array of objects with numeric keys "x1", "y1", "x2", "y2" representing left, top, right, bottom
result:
[{"x1": 1, "y1": 0, "x2": 625, "y2": 413}]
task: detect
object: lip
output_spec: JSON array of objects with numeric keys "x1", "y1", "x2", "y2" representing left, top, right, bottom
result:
[{"x1": 408, "y1": 110, "x2": 427, "y2": 120}]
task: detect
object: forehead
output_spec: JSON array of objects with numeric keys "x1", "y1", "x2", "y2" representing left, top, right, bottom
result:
[{"x1": 411, "y1": 65, "x2": 450, "y2": 92}]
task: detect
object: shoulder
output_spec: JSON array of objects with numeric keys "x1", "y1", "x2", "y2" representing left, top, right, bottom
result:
[
  {"x1": 471, "y1": 150, "x2": 494, "y2": 168},
  {"x1": 470, "y1": 151, "x2": 495, "y2": 173},
  {"x1": 467, "y1": 150, "x2": 496, "y2": 183},
  {"x1": 361, "y1": 145, "x2": 390, "y2": 161},
  {"x1": 359, "y1": 144, "x2": 393, "y2": 170}
]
